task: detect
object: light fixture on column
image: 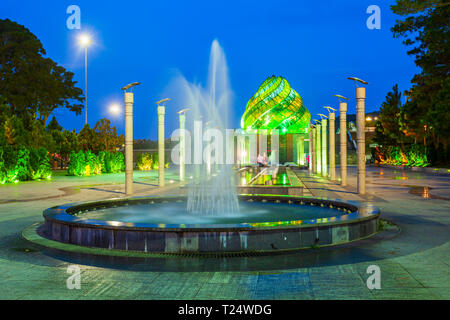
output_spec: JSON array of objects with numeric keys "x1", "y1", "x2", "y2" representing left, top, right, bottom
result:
[
  {"x1": 347, "y1": 77, "x2": 368, "y2": 194},
  {"x1": 156, "y1": 98, "x2": 171, "y2": 188},
  {"x1": 318, "y1": 114, "x2": 328, "y2": 177},
  {"x1": 121, "y1": 82, "x2": 141, "y2": 196},
  {"x1": 325, "y1": 106, "x2": 337, "y2": 181}
]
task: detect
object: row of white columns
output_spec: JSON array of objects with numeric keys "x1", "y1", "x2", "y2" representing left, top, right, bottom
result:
[
  {"x1": 307, "y1": 83, "x2": 367, "y2": 195},
  {"x1": 122, "y1": 84, "x2": 171, "y2": 195},
  {"x1": 124, "y1": 82, "x2": 366, "y2": 196}
]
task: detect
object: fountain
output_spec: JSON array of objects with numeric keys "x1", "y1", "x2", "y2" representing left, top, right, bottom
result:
[
  {"x1": 184, "y1": 40, "x2": 239, "y2": 216},
  {"x1": 33, "y1": 40, "x2": 380, "y2": 255}
]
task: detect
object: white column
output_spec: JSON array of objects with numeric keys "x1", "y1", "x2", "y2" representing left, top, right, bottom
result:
[
  {"x1": 158, "y1": 105, "x2": 165, "y2": 187},
  {"x1": 339, "y1": 102, "x2": 348, "y2": 186},
  {"x1": 124, "y1": 92, "x2": 134, "y2": 195},
  {"x1": 356, "y1": 87, "x2": 366, "y2": 194},
  {"x1": 329, "y1": 112, "x2": 336, "y2": 181},
  {"x1": 316, "y1": 123, "x2": 321, "y2": 174},
  {"x1": 297, "y1": 136, "x2": 305, "y2": 166},
  {"x1": 308, "y1": 128, "x2": 313, "y2": 172},
  {"x1": 312, "y1": 127, "x2": 316, "y2": 173},
  {"x1": 321, "y1": 119, "x2": 327, "y2": 177}
]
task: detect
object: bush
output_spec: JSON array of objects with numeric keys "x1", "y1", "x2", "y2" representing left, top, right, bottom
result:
[
  {"x1": 136, "y1": 153, "x2": 169, "y2": 171},
  {"x1": 0, "y1": 146, "x2": 51, "y2": 184},
  {"x1": 378, "y1": 144, "x2": 430, "y2": 167},
  {"x1": 99, "y1": 151, "x2": 125, "y2": 173},
  {"x1": 136, "y1": 153, "x2": 153, "y2": 171},
  {"x1": 67, "y1": 151, "x2": 86, "y2": 176},
  {"x1": 68, "y1": 150, "x2": 124, "y2": 176}
]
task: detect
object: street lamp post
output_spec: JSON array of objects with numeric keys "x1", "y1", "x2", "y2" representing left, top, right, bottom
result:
[
  {"x1": 156, "y1": 98, "x2": 170, "y2": 188},
  {"x1": 308, "y1": 126, "x2": 313, "y2": 172},
  {"x1": 78, "y1": 34, "x2": 92, "y2": 126},
  {"x1": 121, "y1": 82, "x2": 141, "y2": 196},
  {"x1": 311, "y1": 124, "x2": 316, "y2": 174},
  {"x1": 315, "y1": 120, "x2": 322, "y2": 174},
  {"x1": 348, "y1": 77, "x2": 368, "y2": 195},
  {"x1": 319, "y1": 114, "x2": 328, "y2": 178},
  {"x1": 325, "y1": 107, "x2": 337, "y2": 181},
  {"x1": 334, "y1": 95, "x2": 349, "y2": 186}
]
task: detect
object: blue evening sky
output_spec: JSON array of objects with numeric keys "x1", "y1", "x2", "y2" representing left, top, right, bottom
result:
[{"x1": 1, "y1": 0, "x2": 418, "y2": 139}]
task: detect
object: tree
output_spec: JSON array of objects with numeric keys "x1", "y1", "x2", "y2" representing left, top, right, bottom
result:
[
  {"x1": 0, "y1": 19, "x2": 84, "y2": 126},
  {"x1": 374, "y1": 85, "x2": 404, "y2": 146},
  {"x1": 93, "y1": 118, "x2": 124, "y2": 152},
  {"x1": 59, "y1": 129, "x2": 79, "y2": 169},
  {"x1": 46, "y1": 116, "x2": 63, "y2": 132},
  {"x1": 78, "y1": 124, "x2": 98, "y2": 152},
  {"x1": 391, "y1": 0, "x2": 450, "y2": 150}
]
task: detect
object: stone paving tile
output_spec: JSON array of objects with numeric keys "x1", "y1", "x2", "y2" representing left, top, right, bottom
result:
[
  {"x1": 137, "y1": 280, "x2": 203, "y2": 299},
  {"x1": 195, "y1": 283, "x2": 254, "y2": 300},
  {"x1": 427, "y1": 287, "x2": 450, "y2": 299},
  {"x1": 369, "y1": 287, "x2": 440, "y2": 300},
  {"x1": 312, "y1": 285, "x2": 373, "y2": 300}
]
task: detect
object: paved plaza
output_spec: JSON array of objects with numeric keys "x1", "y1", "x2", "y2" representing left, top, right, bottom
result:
[{"x1": 0, "y1": 166, "x2": 448, "y2": 300}]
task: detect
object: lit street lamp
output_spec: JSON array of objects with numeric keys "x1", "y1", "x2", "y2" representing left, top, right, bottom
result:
[
  {"x1": 325, "y1": 106, "x2": 337, "y2": 181},
  {"x1": 318, "y1": 114, "x2": 328, "y2": 178},
  {"x1": 122, "y1": 82, "x2": 141, "y2": 196},
  {"x1": 156, "y1": 98, "x2": 171, "y2": 187},
  {"x1": 348, "y1": 77, "x2": 369, "y2": 195},
  {"x1": 333, "y1": 94, "x2": 349, "y2": 186},
  {"x1": 109, "y1": 103, "x2": 121, "y2": 116},
  {"x1": 78, "y1": 34, "x2": 92, "y2": 126}
]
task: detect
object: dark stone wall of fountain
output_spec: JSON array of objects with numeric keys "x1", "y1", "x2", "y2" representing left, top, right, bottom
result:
[{"x1": 42, "y1": 196, "x2": 379, "y2": 255}]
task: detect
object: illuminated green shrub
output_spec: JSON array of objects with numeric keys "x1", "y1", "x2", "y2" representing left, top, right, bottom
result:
[
  {"x1": 29, "y1": 148, "x2": 52, "y2": 180},
  {"x1": 68, "y1": 151, "x2": 86, "y2": 176},
  {"x1": 136, "y1": 153, "x2": 169, "y2": 170},
  {"x1": 0, "y1": 147, "x2": 51, "y2": 184},
  {"x1": 68, "y1": 151, "x2": 124, "y2": 176},
  {"x1": 379, "y1": 144, "x2": 429, "y2": 167},
  {"x1": 99, "y1": 151, "x2": 125, "y2": 173},
  {"x1": 406, "y1": 144, "x2": 429, "y2": 167},
  {"x1": 15, "y1": 149, "x2": 30, "y2": 181},
  {"x1": 136, "y1": 153, "x2": 153, "y2": 171}
]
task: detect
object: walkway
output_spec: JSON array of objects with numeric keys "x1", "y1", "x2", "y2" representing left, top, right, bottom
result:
[{"x1": 0, "y1": 167, "x2": 448, "y2": 299}]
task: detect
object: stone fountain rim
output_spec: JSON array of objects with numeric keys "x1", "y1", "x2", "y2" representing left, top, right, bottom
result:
[{"x1": 43, "y1": 195, "x2": 380, "y2": 232}]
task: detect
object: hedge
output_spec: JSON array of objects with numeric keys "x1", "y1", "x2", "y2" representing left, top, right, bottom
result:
[
  {"x1": 68, "y1": 150, "x2": 124, "y2": 176},
  {"x1": 376, "y1": 144, "x2": 430, "y2": 167},
  {"x1": 136, "y1": 153, "x2": 169, "y2": 171},
  {"x1": 0, "y1": 146, "x2": 52, "y2": 184}
]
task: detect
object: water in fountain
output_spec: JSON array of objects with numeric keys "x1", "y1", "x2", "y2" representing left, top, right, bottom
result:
[{"x1": 168, "y1": 40, "x2": 239, "y2": 216}]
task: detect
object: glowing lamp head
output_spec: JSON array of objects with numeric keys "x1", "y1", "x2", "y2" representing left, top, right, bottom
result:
[
  {"x1": 78, "y1": 34, "x2": 92, "y2": 47},
  {"x1": 109, "y1": 104, "x2": 121, "y2": 115}
]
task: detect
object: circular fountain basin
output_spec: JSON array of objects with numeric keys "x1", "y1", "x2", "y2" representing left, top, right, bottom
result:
[{"x1": 42, "y1": 195, "x2": 379, "y2": 254}]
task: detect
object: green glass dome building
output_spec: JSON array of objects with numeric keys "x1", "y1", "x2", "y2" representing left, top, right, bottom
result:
[{"x1": 241, "y1": 76, "x2": 311, "y2": 134}]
